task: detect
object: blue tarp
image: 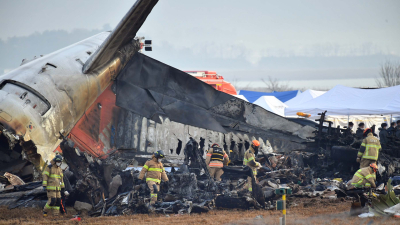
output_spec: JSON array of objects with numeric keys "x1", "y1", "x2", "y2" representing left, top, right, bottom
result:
[{"x1": 238, "y1": 90, "x2": 301, "y2": 103}]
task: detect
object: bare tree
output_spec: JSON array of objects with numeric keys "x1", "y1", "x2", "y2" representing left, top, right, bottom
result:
[
  {"x1": 261, "y1": 76, "x2": 291, "y2": 92},
  {"x1": 375, "y1": 60, "x2": 400, "y2": 87},
  {"x1": 228, "y1": 78, "x2": 252, "y2": 92}
]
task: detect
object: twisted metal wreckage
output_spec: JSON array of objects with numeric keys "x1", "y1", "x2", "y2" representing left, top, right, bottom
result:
[
  {"x1": 0, "y1": 0, "x2": 313, "y2": 182},
  {"x1": 0, "y1": 47, "x2": 318, "y2": 214},
  {"x1": 2, "y1": 118, "x2": 400, "y2": 216},
  {"x1": 0, "y1": 0, "x2": 316, "y2": 214},
  {"x1": 310, "y1": 111, "x2": 400, "y2": 184},
  {"x1": 1, "y1": 0, "x2": 400, "y2": 217}
]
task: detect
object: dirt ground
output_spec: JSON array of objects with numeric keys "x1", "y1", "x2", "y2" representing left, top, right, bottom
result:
[{"x1": 0, "y1": 198, "x2": 399, "y2": 225}]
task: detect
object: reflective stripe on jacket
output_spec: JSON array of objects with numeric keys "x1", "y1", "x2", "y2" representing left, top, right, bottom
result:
[
  {"x1": 206, "y1": 147, "x2": 229, "y2": 168},
  {"x1": 357, "y1": 133, "x2": 381, "y2": 160},
  {"x1": 42, "y1": 160, "x2": 64, "y2": 191},
  {"x1": 243, "y1": 146, "x2": 259, "y2": 175},
  {"x1": 138, "y1": 157, "x2": 168, "y2": 184},
  {"x1": 350, "y1": 167, "x2": 376, "y2": 188}
]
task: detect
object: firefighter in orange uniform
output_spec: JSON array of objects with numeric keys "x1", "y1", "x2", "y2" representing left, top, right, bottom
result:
[
  {"x1": 138, "y1": 150, "x2": 169, "y2": 205},
  {"x1": 42, "y1": 155, "x2": 69, "y2": 217},
  {"x1": 206, "y1": 143, "x2": 229, "y2": 181}
]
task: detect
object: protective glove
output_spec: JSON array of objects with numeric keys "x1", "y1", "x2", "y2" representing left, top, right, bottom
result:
[
  {"x1": 356, "y1": 158, "x2": 361, "y2": 163},
  {"x1": 43, "y1": 187, "x2": 46, "y2": 192},
  {"x1": 64, "y1": 191, "x2": 70, "y2": 196},
  {"x1": 137, "y1": 179, "x2": 144, "y2": 185}
]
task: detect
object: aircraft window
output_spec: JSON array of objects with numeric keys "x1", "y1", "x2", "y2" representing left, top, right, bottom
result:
[{"x1": 1, "y1": 82, "x2": 50, "y2": 116}]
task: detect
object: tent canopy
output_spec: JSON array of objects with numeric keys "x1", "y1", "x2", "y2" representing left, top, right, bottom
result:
[
  {"x1": 285, "y1": 85, "x2": 400, "y2": 116},
  {"x1": 254, "y1": 96, "x2": 287, "y2": 117},
  {"x1": 285, "y1": 89, "x2": 326, "y2": 108},
  {"x1": 238, "y1": 90, "x2": 301, "y2": 103}
]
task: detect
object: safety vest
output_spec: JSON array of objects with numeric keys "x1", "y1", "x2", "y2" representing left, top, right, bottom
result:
[
  {"x1": 206, "y1": 147, "x2": 228, "y2": 167},
  {"x1": 42, "y1": 162, "x2": 64, "y2": 191},
  {"x1": 138, "y1": 158, "x2": 169, "y2": 184},
  {"x1": 210, "y1": 147, "x2": 224, "y2": 162},
  {"x1": 351, "y1": 167, "x2": 376, "y2": 188},
  {"x1": 243, "y1": 147, "x2": 258, "y2": 176},
  {"x1": 357, "y1": 133, "x2": 381, "y2": 161}
]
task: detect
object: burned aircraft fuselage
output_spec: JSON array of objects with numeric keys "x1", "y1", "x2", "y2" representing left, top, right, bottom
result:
[
  {"x1": 0, "y1": 0, "x2": 314, "y2": 183},
  {"x1": 0, "y1": 33, "x2": 139, "y2": 172}
]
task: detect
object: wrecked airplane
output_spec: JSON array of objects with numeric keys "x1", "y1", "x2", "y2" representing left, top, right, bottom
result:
[
  {"x1": 0, "y1": 0, "x2": 314, "y2": 183},
  {"x1": 3, "y1": 1, "x2": 400, "y2": 219}
]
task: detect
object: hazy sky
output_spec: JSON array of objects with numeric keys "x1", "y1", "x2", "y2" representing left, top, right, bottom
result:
[{"x1": 1, "y1": 0, "x2": 400, "y2": 89}]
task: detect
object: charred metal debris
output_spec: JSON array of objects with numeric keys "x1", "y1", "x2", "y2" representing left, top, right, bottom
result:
[
  {"x1": 309, "y1": 111, "x2": 400, "y2": 184},
  {"x1": 0, "y1": 136, "x2": 346, "y2": 215},
  {"x1": 0, "y1": 127, "x2": 42, "y2": 184},
  {"x1": 2, "y1": 111, "x2": 400, "y2": 216}
]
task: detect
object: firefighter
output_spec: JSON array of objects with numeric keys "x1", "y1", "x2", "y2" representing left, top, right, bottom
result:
[
  {"x1": 206, "y1": 143, "x2": 229, "y2": 181},
  {"x1": 355, "y1": 122, "x2": 365, "y2": 139},
  {"x1": 356, "y1": 128, "x2": 381, "y2": 169},
  {"x1": 42, "y1": 155, "x2": 69, "y2": 217},
  {"x1": 138, "y1": 150, "x2": 169, "y2": 205},
  {"x1": 348, "y1": 163, "x2": 377, "y2": 189},
  {"x1": 243, "y1": 140, "x2": 261, "y2": 192}
]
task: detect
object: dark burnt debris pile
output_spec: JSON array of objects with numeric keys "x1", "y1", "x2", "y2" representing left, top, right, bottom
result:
[
  {"x1": 1, "y1": 112, "x2": 400, "y2": 217},
  {"x1": 0, "y1": 141, "x2": 348, "y2": 215},
  {"x1": 310, "y1": 111, "x2": 400, "y2": 184}
]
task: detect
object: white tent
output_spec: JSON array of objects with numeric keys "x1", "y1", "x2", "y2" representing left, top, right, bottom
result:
[
  {"x1": 285, "y1": 85, "x2": 400, "y2": 117},
  {"x1": 285, "y1": 89, "x2": 326, "y2": 108},
  {"x1": 233, "y1": 95, "x2": 249, "y2": 102},
  {"x1": 254, "y1": 96, "x2": 287, "y2": 117}
]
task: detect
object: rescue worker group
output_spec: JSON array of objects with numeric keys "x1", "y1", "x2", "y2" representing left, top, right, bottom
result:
[
  {"x1": 349, "y1": 126, "x2": 381, "y2": 190},
  {"x1": 42, "y1": 126, "x2": 381, "y2": 216}
]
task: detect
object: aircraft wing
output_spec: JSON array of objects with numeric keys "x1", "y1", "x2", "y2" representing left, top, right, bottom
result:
[
  {"x1": 83, "y1": 0, "x2": 158, "y2": 73},
  {"x1": 115, "y1": 53, "x2": 308, "y2": 138}
]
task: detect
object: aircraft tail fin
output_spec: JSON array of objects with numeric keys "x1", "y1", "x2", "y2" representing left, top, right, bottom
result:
[{"x1": 83, "y1": 0, "x2": 158, "y2": 73}]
